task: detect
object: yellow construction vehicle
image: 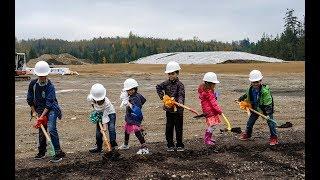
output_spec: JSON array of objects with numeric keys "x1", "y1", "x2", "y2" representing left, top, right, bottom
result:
[{"x1": 15, "y1": 52, "x2": 31, "y2": 81}]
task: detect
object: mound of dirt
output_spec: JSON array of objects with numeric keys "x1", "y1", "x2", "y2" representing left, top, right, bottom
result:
[{"x1": 27, "y1": 53, "x2": 92, "y2": 67}]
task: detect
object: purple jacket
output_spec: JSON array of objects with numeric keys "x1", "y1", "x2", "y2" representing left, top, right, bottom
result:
[{"x1": 156, "y1": 78, "x2": 185, "y2": 113}]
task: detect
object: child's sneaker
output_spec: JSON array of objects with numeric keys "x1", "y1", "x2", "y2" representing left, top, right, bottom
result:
[
  {"x1": 269, "y1": 136, "x2": 279, "y2": 146},
  {"x1": 166, "y1": 147, "x2": 175, "y2": 152},
  {"x1": 34, "y1": 152, "x2": 45, "y2": 160},
  {"x1": 118, "y1": 144, "x2": 130, "y2": 150},
  {"x1": 239, "y1": 132, "x2": 251, "y2": 141},
  {"x1": 136, "y1": 148, "x2": 149, "y2": 154},
  {"x1": 49, "y1": 151, "x2": 65, "y2": 163},
  {"x1": 89, "y1": 147, "x2": 102, "y2": 153},
  {"x1": 176, "y1": 147, "x2": 185, "y2": 152}
]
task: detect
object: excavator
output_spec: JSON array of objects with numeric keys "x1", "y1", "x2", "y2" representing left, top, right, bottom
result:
[{"x1": 15, "y1": 52, "x2": 31, "y2": 81}]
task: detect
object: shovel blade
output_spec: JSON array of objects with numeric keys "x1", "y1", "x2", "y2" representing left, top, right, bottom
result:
[
  {"x1": 231, "y1": 127, "x2": 242, "y2": 134},
  {"x1": 193, "y1": 114, "x2": 205, "y2": 119}
]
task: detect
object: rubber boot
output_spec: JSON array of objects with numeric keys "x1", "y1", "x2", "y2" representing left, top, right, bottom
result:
[{"x1": 204, "y1": 131, "x2": 214, "y2": 145}]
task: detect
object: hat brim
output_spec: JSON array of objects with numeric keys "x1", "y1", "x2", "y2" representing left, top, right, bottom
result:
[
  {"x1": 34, "y1": 72, "x2": 50, "y2": 76},
  {"x1": 249, "y1": 77, "x2": 263, "y2": 82},
  {"x1": 34, "y1": 70, "x2": 50, "y2": 76}
]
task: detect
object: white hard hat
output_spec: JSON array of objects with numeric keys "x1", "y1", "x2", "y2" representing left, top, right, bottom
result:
[
  {"x1": 249, "y1": 70, "x2": 263, "y2": 82},
  {"x1": 123, "y1": 78, "x2": 139, "y2": 91},
  {"x1": 165, "y1": 61, "x2": 181, "y2": 73},
  {"x1": 34, "y1": 61, "x2": 51, "y2": 76},
  {"x1": 89, "y1": 83, "x2": 106, "y2": 101},
  {"x1": 203, "y1": 72, "x2": 220, "y2": 83}
]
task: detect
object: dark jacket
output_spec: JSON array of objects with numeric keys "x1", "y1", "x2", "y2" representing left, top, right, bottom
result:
[
  {"x1": 238, "y1": 84, "x2": 274, "y2": 115},
  {"x1": 156, "y1": 78, "x2": 185, "y2": 113},
  {"x1": 125, "y1": 92, "x2": 146, "y2": 125},
  {"x1": 27, "y1": 79, "x2": 62, "y2": 119}
]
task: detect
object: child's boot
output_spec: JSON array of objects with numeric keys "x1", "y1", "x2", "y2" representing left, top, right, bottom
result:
[
  {"x1": 269, "y1": 136, "x2": 279, "y2": 146},
  {"x1": 204, "y1": 131, "x2": 214, "y2": 145}
]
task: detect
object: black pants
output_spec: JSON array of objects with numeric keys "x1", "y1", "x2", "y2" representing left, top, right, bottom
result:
[
  {"x1": 165, "y1": 112, "x2": 184, "y2": 148},
  {"x1": 38, "y1": 125, "x2": 47, "y2": 154},
  {"x1": 124, "y1": 130, "x2": 145, "y2": 146}
]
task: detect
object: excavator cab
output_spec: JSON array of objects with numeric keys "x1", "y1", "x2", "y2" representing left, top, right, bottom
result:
[{"x1": 15, "y1": 53, "x2": 31, "y2": 81}]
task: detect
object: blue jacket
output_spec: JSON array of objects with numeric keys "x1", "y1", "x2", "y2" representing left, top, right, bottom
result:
[
  {"x1": 26, "y1": 79, "x2": 62, "y2": 119},
  {"x1": 125, "y1": 92, "x2": 146, "y2": 125}
]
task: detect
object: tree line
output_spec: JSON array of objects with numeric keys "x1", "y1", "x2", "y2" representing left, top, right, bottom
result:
[{"x1": 15, "y1": 9, "x2": 304, "y2": 63}]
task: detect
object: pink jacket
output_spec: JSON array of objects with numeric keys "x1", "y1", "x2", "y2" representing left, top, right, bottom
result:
[{"x1": 198, "y1": 84, "x2": 222, "y2": 117}]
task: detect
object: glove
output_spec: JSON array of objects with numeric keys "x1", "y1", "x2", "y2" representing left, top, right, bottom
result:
[
  {"x1": 239, "y1": 101, "x2": 252, "y2": 110},
  {"x1": 120, "y1": 90, "x2": 129, "y2": 108},
  {"x1": 162, "y1": 95, "x2": 176, "y2": 108},
  {"x1": 33, "y1": 116, "x2": 48, "y2": 129}
]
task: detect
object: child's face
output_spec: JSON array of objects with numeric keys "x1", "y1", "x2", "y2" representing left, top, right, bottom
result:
[
  {"x1": 94, "y1": 99, "x2": 105, "y2": 105},
  {"x1": 251, "y1": 80, "x2": 262, "y2": 89},
  {"x1": 38, "y1": 76, "x2": 47, "y2": 83},
  {"x1": 126, "y1": 88, "x2": 135, "y2": 96},
  {"x1": 167, "y1": 72, "x2": 178, "y2": 81}
]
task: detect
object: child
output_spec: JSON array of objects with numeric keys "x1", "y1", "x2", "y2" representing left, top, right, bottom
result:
[
  {"x1": 87, "y1": 83, "x2": 119, "y2": 154},
  {"x1": 156, "y1": 61, "x2": 185, "y2": 152},
  {"x1": 118, "y1": 78, "x2": 149, "y2": 154},
  {"x1": 238, "y1": 70, "x2": 278, "y2": 146},
  {"x1": 26, "y1": 61, "x2": 65, "y2": 163},
  {"x1": 198, "y1": 72, "x2": 223, "y2": 146}
]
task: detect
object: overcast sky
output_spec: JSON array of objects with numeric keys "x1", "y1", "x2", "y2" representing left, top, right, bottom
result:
[{"x1": 15, "y1": 0, "x2": 305, "y2": 43}]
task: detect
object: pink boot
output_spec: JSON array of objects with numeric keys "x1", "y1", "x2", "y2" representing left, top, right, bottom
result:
[{"x1": 204, "y1": 131, "x2": 215, "y2": 145}]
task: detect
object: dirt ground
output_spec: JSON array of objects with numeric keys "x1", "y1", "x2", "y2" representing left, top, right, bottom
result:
[{"x1": 15, "y1": 62, "x2": 305, "y2": 179}]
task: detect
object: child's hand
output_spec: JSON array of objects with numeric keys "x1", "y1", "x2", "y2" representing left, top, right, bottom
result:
[
  {"x1": 100, "y1": 129, "x2": 106, "y2": 134},
  {"x1": 31, "y1": 111, "x2": 37, "y2": 118},
  {"x1": 100, "y1": 125, "x2": 107, "y2": 133},
  {"x1": 127, "y1": 101, "x2": 133, "y2": 108}
]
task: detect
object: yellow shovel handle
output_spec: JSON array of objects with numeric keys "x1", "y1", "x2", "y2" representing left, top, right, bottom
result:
[{"x1": 221, "y1": 113, "x2": 231, "y2": 131}]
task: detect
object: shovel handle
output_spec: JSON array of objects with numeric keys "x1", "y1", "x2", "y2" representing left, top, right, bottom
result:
[
  {"x1": 247, "y1": 108, "x2": 278, "y2": 125},
  {"x1": 221, "y1": 113, "x2": 232, "y2": 131},
  {"x1": 40, "y1": 124, "x2": 52, "y2": 142},
  {"x1": 98, "y1": 122, "x2": 111, "y2": 152},
  {"x1": 174, "y1": 102, "x2": 200, "y2": 115}
]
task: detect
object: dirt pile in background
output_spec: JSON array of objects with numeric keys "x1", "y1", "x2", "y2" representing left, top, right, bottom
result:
[{"x1": 27, "y1": 53, "x2": 92, "y2": 67}]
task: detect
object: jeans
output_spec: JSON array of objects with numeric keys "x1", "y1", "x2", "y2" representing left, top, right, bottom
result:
[
  {"x1": 246, "y1": 112, "x2": 277, "y2": 137},
  {"x1": 165, "y1": 112, "x2": 184, "y2": 148},
  {"x1": 38, "y1": 110, "x2": 61, "y2": 153},
  {"x1": 95, "y1": 113, "x2": 118, "y2": 148}
]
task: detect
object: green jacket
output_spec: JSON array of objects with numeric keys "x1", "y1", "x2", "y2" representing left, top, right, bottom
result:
[{"x1": 238, "y1": 84, "x2": 274, "y2": 115}]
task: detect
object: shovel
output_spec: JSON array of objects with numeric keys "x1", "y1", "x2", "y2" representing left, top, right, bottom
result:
[
  {"x1": 98, "y1": 122, "x2": 112, "y2": 153},
  {"x1": 174, "y1": 101, "x2": 200, "y2": 115},
  {"x1": 193, "y1": 113, "x2": 242, "y2": 134},
  {"x1": 235, "y1": 100, "x2": 278, "y2": 125},
  {"x1": 163, "y1": 95, "x2": 200, "y2": 115},
  {"x1": 31, "y1": 114, "x2": 56, "y2": 157},
  {"x1": 39, "y1": 124, "x2": 56, "y2": 157}
]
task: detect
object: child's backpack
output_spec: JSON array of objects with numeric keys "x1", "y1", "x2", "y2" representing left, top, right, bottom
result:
[{"x1": 131, "y1": 105, "x2": 143, "y2": 125}]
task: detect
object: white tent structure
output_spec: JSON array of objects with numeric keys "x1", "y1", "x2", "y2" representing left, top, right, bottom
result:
[{"x1": 132, "y1": 51, "x2": 284, "y2": 64}]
